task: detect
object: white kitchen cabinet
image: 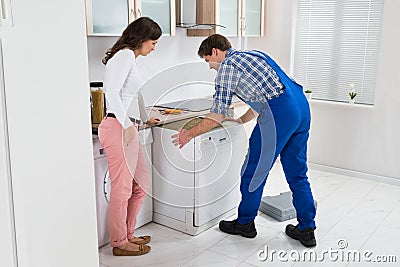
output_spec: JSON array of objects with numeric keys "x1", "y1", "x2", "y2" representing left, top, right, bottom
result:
[
  {"x1": 138, "y1": 0, "x2": 176, "y2": 36},
  {"x1": 218, "y1": 0, "x2": 264, "y2": 37},
  {"x1": 87, "y1": 0, "x2": 130, "y2": 36},
  {"x1": 0, "y1": 5, "x2": 16, "y2": 267},
  {"x1": 185, "y1": 0, "x2": 264, "y2": 37},
  {"x1": 0, "y1": 1, "x2": 99, "y2": 267},
  {"x1": 0, "y1": 40, "x2": 17, "y2": 267},
  {"x1": 218, "y1": 0, "x2": 240, "y2": 36},
  {"x1": 243, "y1": 0, "x2": 264, "y2": 36},
  {"x1": 85, "y1": 0, "x2": 175, "y2": 36}
]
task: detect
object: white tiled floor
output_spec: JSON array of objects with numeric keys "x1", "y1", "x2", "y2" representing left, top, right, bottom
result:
[{"x1": 99, "y1": 165, "x2": 400, "y2": 266}]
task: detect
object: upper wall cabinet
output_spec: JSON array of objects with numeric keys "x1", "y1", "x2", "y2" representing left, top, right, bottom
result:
[
  {"x1": 139, "y1": 0, "x2": 176, "y2": 35},
  {"x1": 218, "y1": 0, "x2": 240, "y2": 36},
  {"x1": 184, "y1": 0, "x2": 264, "y2": 37},
  {"x1": 85, "y1": 0, "x2": 129, "y2": 36},
  {"x1": 242, "y1": 0, "x2": 264, "y2": 36},
  {"x1": 85, "y1": 0, "x2": 176, "y2": 36}
]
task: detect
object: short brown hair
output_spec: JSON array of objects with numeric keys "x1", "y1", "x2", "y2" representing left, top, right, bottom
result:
[{"x1": 198, "y1": 34, "x2": 232, "y2": 57}]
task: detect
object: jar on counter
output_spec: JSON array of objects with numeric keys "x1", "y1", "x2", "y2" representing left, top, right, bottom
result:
[{"x1": 90, "y1": 82, "x2": 105, "y2": 124}]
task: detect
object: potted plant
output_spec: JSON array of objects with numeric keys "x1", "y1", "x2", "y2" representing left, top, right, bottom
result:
[
  {"x1": 304, "y1": 89, "x2": 312, "y2": 101},
  {"x1": 348, "y1": 83, "x2": 357, "y2": 104}
]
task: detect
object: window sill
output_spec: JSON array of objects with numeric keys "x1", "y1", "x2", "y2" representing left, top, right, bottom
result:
[{"x1": 309, "y1": 99, "x2": 374, "y2": 110}]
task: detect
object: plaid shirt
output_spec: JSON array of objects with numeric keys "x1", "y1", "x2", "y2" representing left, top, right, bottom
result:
[{"x1": 210, "y1": 48, "x2": 284, "y2": 116}]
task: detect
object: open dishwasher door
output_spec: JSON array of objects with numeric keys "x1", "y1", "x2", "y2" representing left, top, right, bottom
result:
[{"x1": 152, "y1": 117, "x2": 248, "y2": 235}]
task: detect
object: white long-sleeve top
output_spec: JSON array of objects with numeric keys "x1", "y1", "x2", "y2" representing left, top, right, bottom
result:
[{"x1": 103, "y1": 49, "x2": 145, "y2": 129}]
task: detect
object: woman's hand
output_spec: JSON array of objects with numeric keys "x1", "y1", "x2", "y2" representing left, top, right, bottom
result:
[
  {"x1": 124, "y1": 125, "x2": 135, "y2": 144},
  {"x1": 146, "y1": 117, "x2": 161, "y2": 126}
]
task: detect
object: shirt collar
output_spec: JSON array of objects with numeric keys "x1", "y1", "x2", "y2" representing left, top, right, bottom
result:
[{"x1": 225, "y1": 48, "x2": 237, "y2": 58}]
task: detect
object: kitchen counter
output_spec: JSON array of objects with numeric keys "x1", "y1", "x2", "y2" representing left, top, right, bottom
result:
[
  {"x1": 91, "y1": 108, "x2": 210, "y2": 135},
  {"x1": 92, "y1": 99, "x2": 247, "y2": 134}
]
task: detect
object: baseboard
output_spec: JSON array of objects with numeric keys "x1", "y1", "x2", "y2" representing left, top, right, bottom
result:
[
  {"x1": 136, "y1": 212, "x2": 153, "y2": 229},
  {"x1": 308, "y1": 163, "x2": 400, "y2": 186}
]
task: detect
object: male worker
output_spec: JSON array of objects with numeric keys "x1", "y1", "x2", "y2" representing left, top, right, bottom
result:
[{"x1": 171, "y1": 34, "x2": 317, "y2": 247}]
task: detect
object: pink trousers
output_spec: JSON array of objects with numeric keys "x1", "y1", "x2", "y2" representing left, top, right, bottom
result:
[{"x1": 98, "y1": 117, "x2": 150, "y2": 247}]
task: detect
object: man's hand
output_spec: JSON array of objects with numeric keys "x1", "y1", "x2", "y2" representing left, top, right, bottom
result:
[
  {"x1": 171, "y1": 112, "x2": 224, "y2": 149},
  {"x1": 171, "y1": 129, "x2": 192, "y2": 149}
]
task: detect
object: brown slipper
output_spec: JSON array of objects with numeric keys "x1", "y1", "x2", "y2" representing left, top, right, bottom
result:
[
  {"x1": 112, "y1": 244, "x2": 151, "y2": 256},
  {"x1": 129, "y1": 235, "x2": 151, "y2": 245}
]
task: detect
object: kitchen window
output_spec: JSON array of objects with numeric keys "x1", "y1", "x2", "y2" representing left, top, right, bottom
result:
[{"x1": 291, "y1": 0, "x2": 384, "y2": 104}]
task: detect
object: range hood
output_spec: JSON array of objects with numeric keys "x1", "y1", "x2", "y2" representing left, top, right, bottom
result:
[{"x1": 176, "y1": 0, "x2": 225, "y2": 30}]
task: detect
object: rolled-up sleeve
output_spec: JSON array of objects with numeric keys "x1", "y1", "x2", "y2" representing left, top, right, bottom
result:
[{"x1": 210, "y1": 62, "x2": 240, "y2": 116}]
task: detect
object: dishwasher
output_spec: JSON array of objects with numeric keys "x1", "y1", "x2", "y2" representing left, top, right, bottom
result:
[{"x1": 151, "y1": 117, "x2": 247, "y2": 235}]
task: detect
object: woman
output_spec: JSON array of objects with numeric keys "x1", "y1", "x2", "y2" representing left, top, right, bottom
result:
[{"x1": 98, "y1": 17, "x2": 161, "y2": 257}]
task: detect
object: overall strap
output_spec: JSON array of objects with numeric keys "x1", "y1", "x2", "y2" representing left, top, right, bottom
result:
[{"x1": 232, "y1": 50, "x2": 302, "y2": 88}]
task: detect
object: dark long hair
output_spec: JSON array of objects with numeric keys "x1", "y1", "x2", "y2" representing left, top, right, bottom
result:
[{"x1": 102, "y1": 17, "x2": 162, "y2": 65}]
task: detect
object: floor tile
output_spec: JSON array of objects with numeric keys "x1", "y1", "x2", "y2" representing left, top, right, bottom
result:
[
  {"x1": 97, "y1": 168, "x2": 400, "y2": 267},
  {"x1": 100, "y1": 241, "x2": 201, "y2": 267},
  {"x1": 314, "y1": 181, "x2": 400, "y2": 252},
  {"x1": 313, "y1": 177, "x2": 377, "y2": 237},
  {"x1": 208, "y1": 224, "x2": 280, "y2": 261},
  {"x1": 346, "y1": 200, "x2": 400, "y2": 266},
  {"x1": 237, "y1": 262, "x2": 258, "y2": 267},
  {"x1": 242, "y1": 232, "x2": 308, "y2": 266},
  {"x1": 183, "y1": 250, "x2": 242, "y2": 266}
]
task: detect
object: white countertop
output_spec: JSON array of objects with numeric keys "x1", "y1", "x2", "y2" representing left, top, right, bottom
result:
[{"x1": 92, "y1": 99, "x2": 246, "y2": 132}]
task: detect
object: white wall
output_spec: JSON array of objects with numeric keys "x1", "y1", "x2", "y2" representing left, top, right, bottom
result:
[
  {"x1": 88, "y1": 30, "x2": 211, "y2": 104},
  {"x1": 246, "y1": 0, "x2": 294, "y2": 72},
  {"x1": 248, "y1": 0, "x2": 400, "y2": 181},
  {"x1": 87, "y1": 0, "x2": 400, "y2": 180},
  {"x1": 87, "y1": 28, "x2": 245, "y2": 102},
  {"x1": 306, "y1": 0, "x2": 400, "y2": 180},
  {"x1": 87, "y1": 29, "x2": 233, "y2": 82}
]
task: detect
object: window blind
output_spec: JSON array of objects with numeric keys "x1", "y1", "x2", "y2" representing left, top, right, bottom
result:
[{"x1": 292, "y1": 0, "x2": 384, "y2": 104}]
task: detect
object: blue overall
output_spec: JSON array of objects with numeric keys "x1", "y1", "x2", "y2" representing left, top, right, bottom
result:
[{"x1": 234, "y1": 51, "x2": 316, "y2": 230}]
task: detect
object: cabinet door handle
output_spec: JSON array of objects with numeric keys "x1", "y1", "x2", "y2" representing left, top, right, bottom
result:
[
  {"x1": 0, "y1": 0, "x2": 5, "y2": 20},
  {"x1": 131, "y1": 8, "x2": 135, "y2": 20},
  {"x1": 0, "y1": 0, "x2": 13, "y2": 26},
  {"x1": 240, "y1": 17, "x2": 247, "y2": 31},
  {"x1": 99, "y1": 148, "x2": 105, "y2": 155},
  {"x1": 131, "y1": 8, "x2": 141, "y2": 19}
]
